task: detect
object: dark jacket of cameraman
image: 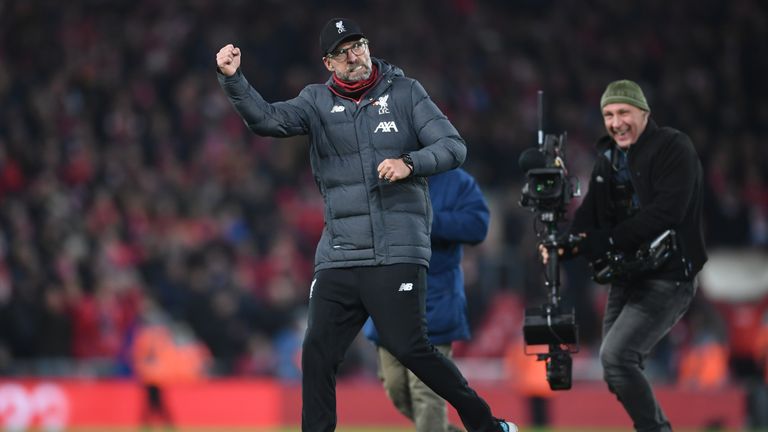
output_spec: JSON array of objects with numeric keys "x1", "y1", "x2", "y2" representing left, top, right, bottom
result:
[{"x1": 571, "y1": 120, "x2": 707, "y2": 281}]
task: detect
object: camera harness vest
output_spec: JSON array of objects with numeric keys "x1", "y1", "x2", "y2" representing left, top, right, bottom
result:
[
  {"x1": 594, "y1": 145, "x2": 687, "y2": 282},
  {"x1": 606, "y1": 146, "x2": 639, "y2": 223}
]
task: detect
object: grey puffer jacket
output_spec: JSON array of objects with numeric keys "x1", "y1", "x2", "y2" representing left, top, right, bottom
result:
[{"x1": 218, "y1": 58, "x2": 466, "y2": 270}]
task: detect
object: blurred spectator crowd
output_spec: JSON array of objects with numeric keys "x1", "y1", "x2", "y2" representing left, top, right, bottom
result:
[{"x1": 0, "y1": 0, "x2": 767, "y2": 399}]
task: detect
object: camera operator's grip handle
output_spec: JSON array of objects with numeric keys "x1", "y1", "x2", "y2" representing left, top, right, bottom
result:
[
  {"x1": 538, "y1": 244, "x2": 564, "y2": 265},
  {"x1": 539, "y1": 233, "x2": 583, "y2": 264},
  {"x1": 547, "y1": 246, "x2": 560, "y2": 281},
  {"x1": 537, "y1": 238, "x2": 564, "y2": 307}
]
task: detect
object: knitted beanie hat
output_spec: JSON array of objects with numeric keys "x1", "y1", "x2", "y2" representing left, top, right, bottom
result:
[{"x1": 600, "y1": 80, "x2": 650, "y2": 112}]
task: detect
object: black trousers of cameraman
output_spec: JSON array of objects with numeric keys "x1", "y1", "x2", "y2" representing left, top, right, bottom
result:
[
  {"x1": 301, "y1": 264, "x2": 500, "y2": 432},
  {"x1": 599, "y1": 278, "x2": 696, "y2": 432}
]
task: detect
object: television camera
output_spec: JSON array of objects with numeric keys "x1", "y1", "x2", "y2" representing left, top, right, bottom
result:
[{"x1": 518, "y1": 91, "x2": 580, "y2": 390}]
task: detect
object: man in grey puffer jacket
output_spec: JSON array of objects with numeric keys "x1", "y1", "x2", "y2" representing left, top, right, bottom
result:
[{"x1": 217, "y1": 17, "x2": 516, "y2": 432}]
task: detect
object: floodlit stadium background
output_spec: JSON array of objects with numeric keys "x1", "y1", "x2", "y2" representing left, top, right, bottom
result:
[{"x1": 0, "y1": 0, "x2": 765, "y2": 430}]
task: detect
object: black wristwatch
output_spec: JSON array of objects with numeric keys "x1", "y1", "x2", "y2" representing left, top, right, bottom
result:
[{"x1": 399, "y1": 153, "x2": 414, "y2": 176}]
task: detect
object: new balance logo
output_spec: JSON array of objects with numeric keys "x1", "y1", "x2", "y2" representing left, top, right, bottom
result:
[
  {"x1": 374, "y1": 121, "x2": 398, "y2": 133},
  {"x1": 398, "y1": 283, "x2": 414, "y2": 292},
  {"x1": 331, "y1": 105, "x2": 345, "y2": 113}
]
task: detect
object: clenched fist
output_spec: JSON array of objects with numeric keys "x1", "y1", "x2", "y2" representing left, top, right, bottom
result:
[
  {"x1": 216, "y1": 44, "x2": 241, "y2": 77},
  {"x1": 377, "y1": 158, "x2": 412, "y2": 183}
]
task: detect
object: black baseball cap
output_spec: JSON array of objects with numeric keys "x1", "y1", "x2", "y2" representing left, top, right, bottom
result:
[{"x1": 319, "y1": 18, "x2": 365, "y2": 55}]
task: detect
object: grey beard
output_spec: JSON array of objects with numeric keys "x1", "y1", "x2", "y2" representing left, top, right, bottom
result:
[{"x1": 339, "y1": 64, "x2": 372, "y2": 82}]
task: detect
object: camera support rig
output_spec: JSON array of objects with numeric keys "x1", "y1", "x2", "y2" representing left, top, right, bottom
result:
[
  {"x1": 522, "y1": 215, "x2": 580, "y2": 390},
  {"x1": 519, "y1": 91, "x2": 580, "y2": 390}
]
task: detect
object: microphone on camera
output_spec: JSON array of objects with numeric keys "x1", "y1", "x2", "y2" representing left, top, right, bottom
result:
[{"x1": 518, "y1": 148, "x2": 546, "y2": 173}]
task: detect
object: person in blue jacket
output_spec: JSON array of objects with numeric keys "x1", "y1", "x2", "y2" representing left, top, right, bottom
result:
[{"x1": 364, "y1": 167, "x2": 490, "y2": 432}]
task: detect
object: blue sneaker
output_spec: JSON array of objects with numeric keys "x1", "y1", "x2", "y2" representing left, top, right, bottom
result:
[{"x1": 497, "y1": 419, "x2": 519, "y2": 432}]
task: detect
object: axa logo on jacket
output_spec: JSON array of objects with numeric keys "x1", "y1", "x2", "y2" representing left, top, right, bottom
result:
[{"x1": 374, "y1": 121, "x2": 398, "y2": 133}]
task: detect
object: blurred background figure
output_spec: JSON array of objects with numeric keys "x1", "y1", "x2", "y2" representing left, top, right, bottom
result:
[{"x1": 131, "y1": 295, "x2": 210, "y2": 430}]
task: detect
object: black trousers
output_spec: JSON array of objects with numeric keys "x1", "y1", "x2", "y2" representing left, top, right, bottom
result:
[{"x1": 301, "y1": 264, "x2": 499, "y2": 432}]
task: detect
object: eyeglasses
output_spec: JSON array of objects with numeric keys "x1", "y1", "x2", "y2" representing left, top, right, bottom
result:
[{"x1": 326, "y1": 38, "x2": 368, "y2": 62}]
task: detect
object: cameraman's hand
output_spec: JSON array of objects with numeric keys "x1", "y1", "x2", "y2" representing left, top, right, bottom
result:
[
  {"x1": 539, "y1": 244, "x2": 565, "y2": 265},
  {"x1": 539, "y1": 234, "x2": 584, "y2": 264}
]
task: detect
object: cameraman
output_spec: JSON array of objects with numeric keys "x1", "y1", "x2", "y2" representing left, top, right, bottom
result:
[{"x1": 542, "y1": 80, "x2": 707, "y2": 432}]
